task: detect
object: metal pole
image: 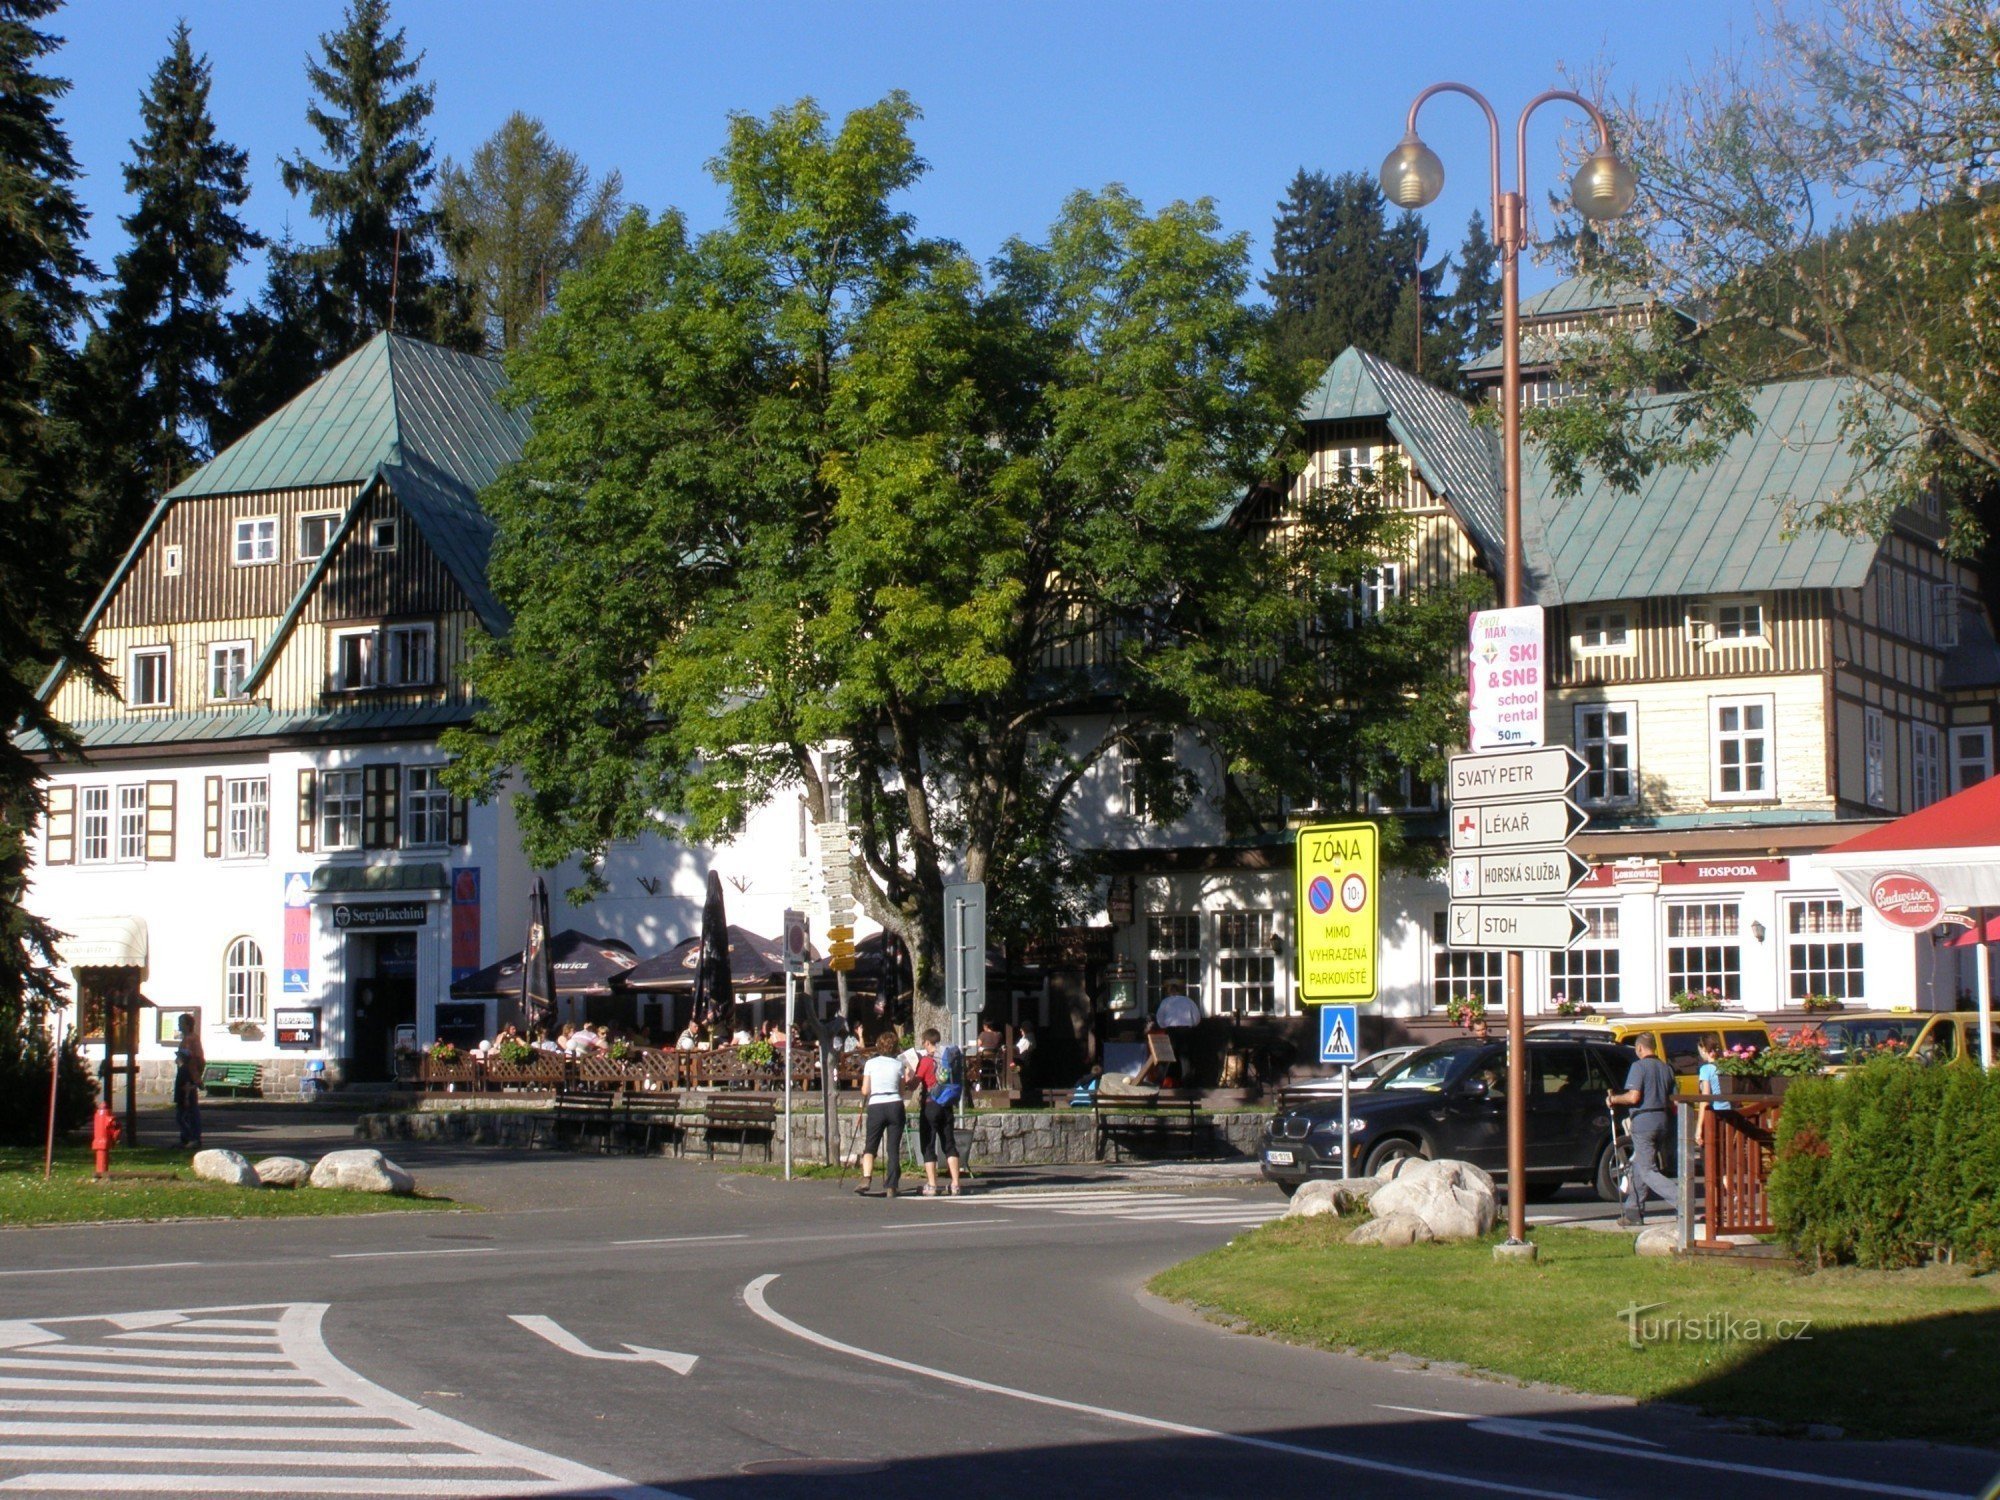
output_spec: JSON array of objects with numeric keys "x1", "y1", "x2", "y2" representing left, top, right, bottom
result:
[
  {"x1": 1498, "y1": 179, "x2": 1529, "y2": 1246},
  {"x1": 1340, "y1": 1065, "x2": 1351, "y2": 1181},
  {"x1": 825, "y1": 968, "x2": 845, "y2": 1166},
  {"x1": 43, "y1": 1004, "x2": 64, "y2": 1181},
  {"x1": 1675, "y1": 1101, "x2": 1696, "y2": 1252},
  {"x1": 1978, "y1": 910, "x2": 1994, "y2": 1071},
  {"x1": 783, "y1": 970, "x2": 794, "y2": 1181}
]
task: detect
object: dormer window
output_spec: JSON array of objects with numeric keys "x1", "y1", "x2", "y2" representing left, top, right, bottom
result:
[
  {"x1": 298, "y1": 512, "x2": 342, "y2": 560},
  {"x1": 233, "y1": 516, "x2": 277, "y2": 565},
  {"x1": 1576, "y1": 609, "x2": 1631, "y2": 653},
  {"x1": 331, "y1": 628, "x2": 375, "y2": 691},
  {"x1": 208, "y1": 641, "x2": 252, "y2": 702},
  {"x1": 382, "y1": 623, "x2": 435, "y2": 686},
  {"x1": 370, "y1": 518, "x2": 398, "y2": 552},
  {"x1": 129, "y1": 646, "x2": 171, "y2": 708},
  {"x1": 1715, "y1": 598, "x2": 1764, "y2": 641}
]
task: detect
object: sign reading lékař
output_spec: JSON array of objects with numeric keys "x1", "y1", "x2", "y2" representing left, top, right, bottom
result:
[{"x1": 1295, "y1": 822, "x2": 1379, "y2": 1003}]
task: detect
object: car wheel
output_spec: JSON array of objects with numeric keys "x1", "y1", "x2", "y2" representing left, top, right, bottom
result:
[
  {"x1": 1364, "y1": 1137, "x2": 1425, "y2": 1177},
  {"x1": 1594, "y1": 1141, "x2": 1622, "y2": 1203}
]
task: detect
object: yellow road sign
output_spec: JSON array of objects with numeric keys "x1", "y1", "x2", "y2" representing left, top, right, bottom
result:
[{"x1": 1295, "y1": 821, "x2": 1379, "y2": 1003}]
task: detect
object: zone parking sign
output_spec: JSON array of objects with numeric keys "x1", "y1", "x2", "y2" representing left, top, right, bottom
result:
[{"x1": 1295, "y1": 821, "x2": 1379, "y2": 1003}]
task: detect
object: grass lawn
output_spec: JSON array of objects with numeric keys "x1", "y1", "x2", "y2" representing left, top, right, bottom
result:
[
  {"x1": 1150, "y1": 1217, "x2": 2000, "y2": 1447},
  {"x1": 0, "y1": 1145, "x2": 458, "y2": 1228}
]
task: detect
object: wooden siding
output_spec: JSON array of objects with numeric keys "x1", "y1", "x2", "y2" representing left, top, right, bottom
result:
[
  {"x1": 1551, "y1": 590, "x2": 1825, "y2": 686},
  {"x1": 306, "y1": 486, "x2": 473, "y2": 625}
]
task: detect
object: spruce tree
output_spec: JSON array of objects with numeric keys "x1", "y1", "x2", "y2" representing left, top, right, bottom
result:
[
  {"x1": 214, "y1": 229, "x2": 329, "y2": 451},
  {"x1": 99, "y1": 21, "x2": 261, "y2": 505},
  {"x1": 1444, "y1": 210, "x2": 1501, "y2": 385},
  {"x1": 277, "y1": 0, "x2": 472, "y2": 360},
  {"x1": 0, "y1": 0, "x2": 101, "y2": 1140}
]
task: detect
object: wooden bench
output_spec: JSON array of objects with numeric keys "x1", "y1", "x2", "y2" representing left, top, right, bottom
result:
[
  {"x1": 695, "y1": 1095, "x2": 777, "y2": 1160},
  {"x1": 1092, "y1": 1092, "x2": 1205, "y2": 1161},
  {"x1": 532, "y1": 1091, "x2": 622, "y2": 1153},
  {"x1": 201, "y1": 1061, "x2": 261, "y2": 1097},
  {"x1": 620, "y1": 1092, "x2": 696, "y2": 1156}
]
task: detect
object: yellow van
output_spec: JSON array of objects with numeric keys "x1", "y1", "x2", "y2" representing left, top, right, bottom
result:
[
  {"x1": 1812, "y1": 1010, "x2": 1999, "y2": 1068},
  {"x1": 1527, "y1": 1012, "x2": 1774, "y2": 1096}
]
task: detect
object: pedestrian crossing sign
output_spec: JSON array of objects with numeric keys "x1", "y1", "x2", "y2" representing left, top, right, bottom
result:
[{"x1": 1318, "y1": 1004, "x2": 1360, "y2": 1065}]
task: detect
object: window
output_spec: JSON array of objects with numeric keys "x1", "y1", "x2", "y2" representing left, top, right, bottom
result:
[
  {"x1": 1953, "y1": 727, "x2": 1993, "y2": 794},
  {"x1": 320, "y1": 768, "x2": 364, "y2": 851},
  {"x1": 128, "y1": 647, "x2": 170, "y2": 708},
  {"x1": 404, "y1": 765, "x2": 451, "y2": 847},
  {"x1": 1550, "y1": 905, "x2": 1621, "y2": 1009},
  {"x1": 1913, "y1": 723, "x2": 1944, "y2": 809},
  {"x1": 1432, "y1": 911, "x2": 1505, "y2": 1011},
  {"x1": 821, "y1": 749, "x2": 848, "y2": 825},
  {"x1": 1714, "y1": 598, "x2": 1764, "y2": 641},
  {"x1": 233, "y1": 516, "x2": 277, "y2": 565},
  {"x1": 208, "y1": 641, "x2": 251, "y2": 702},
  {"x1": 1576, "y1": 609, "x2": 1631, "y2": 651},
  {"x1": 1786, "y1": 897, "x2": 1864, "y2": 1004},
  {"x1": 161, "y1": 544, "x2": 182, "y2": 577},
  {"x1": 1119, "y1": 732, "x2": 1175, "y2": 823},
  {"x1": 224, "y1": 936, "x2": 266, "y2": 1024},
  {"x1": 331, "y1": 629, "x2": 375, "y2": 691},
  {"x1": 79, "y1": 786, "x2": 110, "y2": 863},
  {"x1": 381, "y1": 623, "x2": 435, "y2": 687},
  {"x1": 1216, "y1": 911, "x2": 1278, "y2": 1015},
  {"x1": 1355, "y1": 563, "x2": 1402, "y2": 621},
  {"x1": 369, "y1": 517, "x2": 398, "y2": 551},
  {"x1": 1575, "y1": 703, "x2": 1636, "y2": 806},
  {"x1": 1373, "y1": 767, "x2": 1438, "y2": 813},
  {"x1": 1934, "y1": 584, "x2": 1960, "y2": 649},
  {"x1": 1146, "y1": 914, "x2": 1202, "y2": 1009},
  {"x1": 1711, "y1": 696, "x2": 1773, "y2": 800},
  {"x1": 116, "y1": 785, "x2": 146, "y2": 862},
  {"x1": 1665, "y1": 901, "x2": 1741, "y2": 1003},
  {"x1": 223, "y1": 777, "x2": 267, "y2": 859},
  {"x1": 1864, "y1": 708, "x2": 1887, "y2": 807},
  {"x1": 298, "y1": 512, "x2": 342, "y2": 560}
]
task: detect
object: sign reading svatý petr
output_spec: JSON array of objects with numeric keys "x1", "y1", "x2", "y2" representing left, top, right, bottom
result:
[
  {"x1": 1868, "y1": 870, "x2": 1945, "y2": 931},
  {"x1": 1467, "y1": 606, "x2": 1545, "y2": 751}
]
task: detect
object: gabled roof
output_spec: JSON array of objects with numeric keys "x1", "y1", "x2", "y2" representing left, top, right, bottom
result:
[
  {"x1": 1298, "y1": 347, "x2": 1508, "y2": 568},
  {"x1": 14, "y1": 699, "x2": 479, "y2": 753},
  {"x1": 1516, "y1": 274, "x2": 1653, "y2": 321},
  {"x1": 1523, "y1": 376, "x2": 1888, "y2": 606}
]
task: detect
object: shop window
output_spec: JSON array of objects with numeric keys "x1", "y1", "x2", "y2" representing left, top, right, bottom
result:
[
  {"x1": 1786, "y1": 897, "x2": 1864, "y2": 1003},
  {"x1": 1146, "y1": 913, "x2": 1202, "y2": 1010},
  {"x1": 1432, "y1": 911, "x2": 1504, "y2": 1012},
  {"x1": 1665, "y1": 901, "x2": 1741, "y2": 1003},
  {"x1": 1549, "y1": 905, "x2": 1621, "y2": 1009},
  {"x1": 1216, "y1": 911, "x2": 1278, "y2": 1015}
]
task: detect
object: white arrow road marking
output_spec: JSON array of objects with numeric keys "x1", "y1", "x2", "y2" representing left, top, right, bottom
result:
[
  {"x1": 742, "y1": 1273, "x2": 1600, "y2": 1500},
  {"x1": 507, "y1": 1315, "x2": 698, "y2": 1375},
  {"x1": 0, "y1": 1301, "x2": 687, "y2": 1497}
]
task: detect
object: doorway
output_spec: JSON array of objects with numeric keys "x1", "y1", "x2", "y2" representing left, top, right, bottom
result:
[{"x1": 347, "y1": 932, "x2": 417, "y2": 1082}]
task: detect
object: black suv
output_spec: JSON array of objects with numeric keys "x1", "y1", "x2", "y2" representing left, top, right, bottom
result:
[{"x1": 1260, "y1": 1037, "x2": 1637, "y2": 1201}]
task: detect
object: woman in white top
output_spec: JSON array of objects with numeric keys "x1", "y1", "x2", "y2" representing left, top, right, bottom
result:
[{"x1": 855, "y1": 1032, "x2": 910, "y2": 1198}]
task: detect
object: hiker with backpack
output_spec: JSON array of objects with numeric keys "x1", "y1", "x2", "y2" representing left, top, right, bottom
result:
[{"x1": 914, "y1": 1027, "x2": 967, "y2": 1197}]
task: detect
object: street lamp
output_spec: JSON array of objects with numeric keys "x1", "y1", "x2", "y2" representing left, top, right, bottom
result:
[{"x1": 1382, "y1": 85, "x2": 1636, "y2": 1254}]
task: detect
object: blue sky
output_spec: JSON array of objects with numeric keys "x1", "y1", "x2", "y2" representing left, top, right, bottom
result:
[{"x1": 59, "y1": 0, "x2": 1765, "y2": 303}]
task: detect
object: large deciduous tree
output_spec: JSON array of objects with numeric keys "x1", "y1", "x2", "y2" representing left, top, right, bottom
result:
[
  {"x1": 1535, "y1": 0, "x2": 2000, "y2": 587},
  {"x1": 446, "y1": 96, "x2": 1472, "y2": 1032},
  {"x1": 0, "y1": 0, "x2": 101, "y2": 1141},
  {"x1": 437, "y1": 112, "x2": 624, "y2": 352}
]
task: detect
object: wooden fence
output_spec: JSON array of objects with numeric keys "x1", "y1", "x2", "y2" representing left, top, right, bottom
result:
[{"x1": 1699, "y1": 1099, "x2": 1782, "y2": 1245}]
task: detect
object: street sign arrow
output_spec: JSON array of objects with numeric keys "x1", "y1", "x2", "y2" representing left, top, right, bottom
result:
[
  {"x1": 1449, "y1": 796, "x2": 1589, "y2": 853},
  {"x1": 509, "y1": 1315, "x2": 698, "y2": 1375},
  {"x1": 1448, "y1": 745, "x2": 1587, "y2": 806},
  {"x1": 1447, "y1": 901, "x2": 1588, "y2": 952},
  {"x1": 1449, "y1": 849, "x2": 1590, "y2": 900}
]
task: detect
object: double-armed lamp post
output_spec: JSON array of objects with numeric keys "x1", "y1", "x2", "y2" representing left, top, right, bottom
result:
[{"x1": 1381, "y1": 85, "x2": 1635, "y2": 1250}]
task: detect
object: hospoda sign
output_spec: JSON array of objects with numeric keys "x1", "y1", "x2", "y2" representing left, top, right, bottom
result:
[
  {"x1": 332, "y1": 901, "x2": 427, "y2": 930},
  {"x1": 1868, "y1": 871, "x2": 1944, "y2": 932}
]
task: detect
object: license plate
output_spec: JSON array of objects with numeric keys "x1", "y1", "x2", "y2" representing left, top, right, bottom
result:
[{"x1": 1263, "y1": 1149, "x2": 1295, "y2": 1165}]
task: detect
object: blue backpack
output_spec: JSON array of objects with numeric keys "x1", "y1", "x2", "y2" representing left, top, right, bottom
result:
[{"x1": 930, "y1": 1045, "x2": 963, "y2": 1106}]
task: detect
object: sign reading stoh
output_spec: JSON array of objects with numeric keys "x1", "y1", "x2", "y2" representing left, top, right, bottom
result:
[{"x1": 331, "y1": 901, "x2": 428, "y2": 930}]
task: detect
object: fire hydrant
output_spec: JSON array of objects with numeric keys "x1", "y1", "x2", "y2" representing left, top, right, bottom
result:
[{"x1": 91, "y1": 1103, "x2": 121, "y2": 1179}]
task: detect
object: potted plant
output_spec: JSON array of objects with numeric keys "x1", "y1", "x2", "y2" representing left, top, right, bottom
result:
[
  {"x1": 1446, "y1": 992, "x2": 1486, "y2": 1030},
  {"x1": 608, "y1": 1039, "x2": 637, "y2": 1064},
  {"x1": 1670, "y1": 989, "x2": 1728, "y2": 1013},
  {"x1": 428, "y1": 1040, "x2": 461, "y2": 1066},
  {"x1": 740, "y1": 1038, "x2": 776, "y2": 1067},
  {"x1": 491, "y1": 1036, "x2": 533, "y2": 1067},
  {"x1": 1799, "y1": 993, "x2": 1842, "y2": 1014},
  {"x1": 1712, "y1": 1028, "x2": 1826, "y2": 1096},
  {"x1": 1551, "y1": 990, "x2": 1592, "y2": 1018}
]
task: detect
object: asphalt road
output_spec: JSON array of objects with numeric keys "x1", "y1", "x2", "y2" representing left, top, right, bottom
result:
[{"x1": 0, "y1": 1120, "x2": 1990, "y2": 1500}]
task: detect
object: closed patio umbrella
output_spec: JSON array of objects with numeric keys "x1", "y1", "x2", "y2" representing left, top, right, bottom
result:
[
  {"x1": 522, "y1": 877, "x2": 556, "y2": 1035},
  {"x1": 691, "y1": 870, "x2": 734, "y2": 1035}
]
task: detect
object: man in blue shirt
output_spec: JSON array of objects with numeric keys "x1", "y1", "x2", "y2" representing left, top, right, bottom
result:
[{"x1": 1605, "y1": 1035, "x2": 1679, "y2": 1229}]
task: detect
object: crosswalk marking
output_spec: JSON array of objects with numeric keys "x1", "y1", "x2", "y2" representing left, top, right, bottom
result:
[
  {"x1": 0, "y1": 1302, "x2": 684, "y2": 1498},
  {"x1": 963, "y1": 1187, "x2": 1287, "y2": 1229}
]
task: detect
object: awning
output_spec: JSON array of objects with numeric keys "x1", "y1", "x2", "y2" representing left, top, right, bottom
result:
[
  {"x1": 1812, "y1": 775, "x2": 2000, "y2": 909},
  {"x1": 310, "y1": 863, "x2": 451, "y2": 895},
  {"x1": 450, "y1": 929, "x2": 640, "y2": 998},
  {"x1": 56, "y1": 916, "x2": 147, "y2": 969}
]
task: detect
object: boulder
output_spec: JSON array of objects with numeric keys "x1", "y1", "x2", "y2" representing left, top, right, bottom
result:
[
  {"x1": 1368, "y1": 1158, "x2": 1498, "y2": 1241},
  {"x1": 190, "y1": 1149, "x2": 259, "y2": 1188},
  {"x1": 252, "y1": 1155, "x2": 310, "y2": 1189},
  {"x1": 1348, "y1": 1211, "x2": 1435, "y2": 1247},
  {"x1": 1634, "y1": 1224, "x2": 1680, "y2": 1258},
  {"x1": 1287, "y1": 1178, "x2": 1376, "y2": 1219},
  {"x1": 1374, "y1": 1154, "x2": 1426, "y2": 1183},
  {"x1": 309, "y1": 1148, "x2": 415, "y2": 1195}
]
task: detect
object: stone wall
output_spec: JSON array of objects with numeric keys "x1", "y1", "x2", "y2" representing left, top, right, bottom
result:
[
  {"x1": 356, "y1": 1106, "x2": 1268, "y2": 1165},
  {"x1": 112, "y1": 1056, "x2": 350, "y2": 1101}
]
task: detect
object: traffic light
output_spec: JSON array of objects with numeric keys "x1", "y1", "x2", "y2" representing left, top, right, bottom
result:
[{"x1": 826, "y1": 925, "x2": 856, "y2": 973}]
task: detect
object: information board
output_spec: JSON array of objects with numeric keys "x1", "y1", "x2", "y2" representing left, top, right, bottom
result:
[{"x1": 1295, "y1": 821, "x2": 1379, "y2": 1003}]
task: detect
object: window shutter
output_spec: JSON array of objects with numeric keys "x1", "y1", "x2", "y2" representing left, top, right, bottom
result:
[
  {"x1": 448, "y1": 796, "x2": 466, "y2": 847},
  {"x1": 364, "y1": 763, "x2": 400, "y2": 849},
  {"x1": 44, "y1": 785, "x2": 73, "y2": 865},
  {"x1": 203, "y1": 776, "x2": 223, "y2": 858},
  {"x1": 296, "y1": 768, "x2": 317, "y2": 853},
  {"x1": 145, "y1": 781, "x2": 175, "y2": 862}
]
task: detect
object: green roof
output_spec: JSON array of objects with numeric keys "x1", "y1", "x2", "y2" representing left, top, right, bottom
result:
[
  {"x1": 1524, "y1": 376, "x2": 1887, "y2": 606},
  {"x1": 1515, "y1": 274, "x2": 1653, "y2": 321},
  {"x1": 17, "y1": 700, "x2": 478, "y2": 753}
]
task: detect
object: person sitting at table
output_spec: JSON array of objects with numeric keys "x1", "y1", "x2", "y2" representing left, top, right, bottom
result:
[
  {"x1": 530, "y1": 1027, "x2": 559, "y2": 1054},
  {"x1": 977, "y1": 1020, "x2": 1003, "y2": 1055},
  {"x1": 676, "y1": 1021, "x2": 700, "y2": 1051},
  {"x1": 731, "y1": 1025, "x2": 753, "y2": 1046}
]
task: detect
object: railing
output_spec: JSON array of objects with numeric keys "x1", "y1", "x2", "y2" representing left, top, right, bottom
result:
[
  {"x1": 414, "y1": 1045, "x2": 872, "y2": 1095},
  {"x1": 1700, "y1": 1099, "x2": 1781, "y2": 1244}
]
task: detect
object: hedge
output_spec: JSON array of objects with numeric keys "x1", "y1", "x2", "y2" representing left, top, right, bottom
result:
[{"x1": 1769, "y1": 1058, "x2": 2000, "y2": 1268}]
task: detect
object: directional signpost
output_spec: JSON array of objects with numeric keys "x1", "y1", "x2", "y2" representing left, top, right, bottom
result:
[
  {"x1": 1450, "y1": 796, "x2": 1587, "y2": 852},
  {"x1": 1448, "y1": 902, "x2": 1589, "y2": 951},
  {"x1": 1449, "y1": 848, "x2": 1590, "y2": 901},
  {"x1": 1445, "y1": 744, "x2": 1589, "y2": 951}
]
